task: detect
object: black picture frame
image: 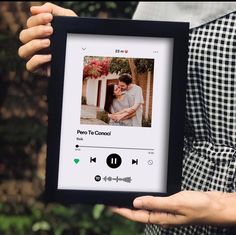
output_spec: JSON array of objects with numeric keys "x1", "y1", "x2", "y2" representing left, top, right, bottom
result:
[{"x1": 45, "y1": 16, "x2": 189, "y2": 207}]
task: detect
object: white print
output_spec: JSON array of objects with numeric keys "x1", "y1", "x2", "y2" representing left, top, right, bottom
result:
[{"x1": 58, "y1": 34, "x2": 173, "y2": 192}]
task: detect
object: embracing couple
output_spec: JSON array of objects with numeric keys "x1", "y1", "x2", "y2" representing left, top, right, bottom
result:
[{"x1": 104, "y1": 74, "x2": 144, "y2": 127}]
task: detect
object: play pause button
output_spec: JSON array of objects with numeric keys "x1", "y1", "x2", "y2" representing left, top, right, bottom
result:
[{"x1": 106, "y1": 154, "x2": 122, "y2": 168}]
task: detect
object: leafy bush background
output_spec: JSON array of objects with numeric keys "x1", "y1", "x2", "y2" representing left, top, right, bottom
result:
[{"x1": 0, "y1": 2, "x2": 144, "y2": 235}]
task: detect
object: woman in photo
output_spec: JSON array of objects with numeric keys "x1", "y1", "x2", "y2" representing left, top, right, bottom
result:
[{"x1": 104, "y1": 83, "x2": 135, "y2": 126}]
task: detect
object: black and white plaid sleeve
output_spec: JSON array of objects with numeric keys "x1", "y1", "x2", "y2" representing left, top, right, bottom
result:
[{"x1": 146, "y1": 11, "x2": 236, "y2": 235}]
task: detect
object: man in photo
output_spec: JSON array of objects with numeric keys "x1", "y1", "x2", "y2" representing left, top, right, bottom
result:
[{"x1": 109, "y1": 73, "x2": 144, "y2": 127}]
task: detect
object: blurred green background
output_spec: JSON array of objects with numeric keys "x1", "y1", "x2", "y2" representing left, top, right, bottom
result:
[{"x1": 0, "y1": 2, "x2": 144, "y2": 235}]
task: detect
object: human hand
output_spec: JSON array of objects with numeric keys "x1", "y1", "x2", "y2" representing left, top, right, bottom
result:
[
  {"x1": 108, "y1": 113, "x2": 119, "y2": 122},
  {"x1": 108, "y1": 113, "x2": 114, "y2": 119},
  {"x1": 18, "y1": 2, "x2": 77, "y2": 76},
  {"x1": 111, "y1": 191, "x2": 235, "y2": 227},
  {"x1": 112, "y1": 114, "x2": 122, "y2": 122}
]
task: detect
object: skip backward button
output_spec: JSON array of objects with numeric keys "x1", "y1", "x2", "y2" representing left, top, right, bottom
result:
[{"x1": 90, "y1": 157, "x2": 96, "y2": 163}]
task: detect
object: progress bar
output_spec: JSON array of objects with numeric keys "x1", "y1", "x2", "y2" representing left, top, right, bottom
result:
[{"x1": 76, "y1": 145, "x2": 154, "y2": 151}]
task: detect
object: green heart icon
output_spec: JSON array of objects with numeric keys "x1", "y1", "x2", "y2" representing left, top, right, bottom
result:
[{"x1": 74, "y1": 159, "x2": 80, "y2": 164}]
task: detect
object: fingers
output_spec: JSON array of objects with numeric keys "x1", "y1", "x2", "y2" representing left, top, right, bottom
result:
[
  {"x1": 19, "y1": 25, "x2": 53, "y2": 44},
  {"x1": 18, "y1": 39, "x2": 50, "y2": 59},
  {"x1": 133, "y1": 196, "x2": 179, "y2": 214},
  {"x1": 111, "y1": 207, "x2": 186, "y2": 227},
  {"x1": 27, "y1": 13, "x2": 53, "y2": 28},
  {"x1": 111, "y1": 207, "x2": 150, "y2": 224},
  {"x1": 30, "y1": 2, "x2": 77, "y2": 16},
  {"x1": 18, "y1": 2, "x2": 77, "y2": 76},
  {"x1": 26, "y1": 54, "x2": 51, "y2": 73}
]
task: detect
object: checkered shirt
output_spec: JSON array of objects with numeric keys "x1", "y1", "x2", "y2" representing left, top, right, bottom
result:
[{"x1": 145, "y1": 11, "x2": 236, "y2": 235}]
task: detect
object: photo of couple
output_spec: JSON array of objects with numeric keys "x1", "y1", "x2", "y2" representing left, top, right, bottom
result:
[
  {"x1": 104, "y1": 74, "x2": 144, "y2": 127},
  {"x1": 81, "y1": 56, "x2": 154, "y2": 127}
]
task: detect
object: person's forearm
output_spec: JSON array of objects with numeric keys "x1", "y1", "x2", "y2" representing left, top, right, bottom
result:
[
  {"x1": 114, "y1": 109, "x2": 137, "y2": 121},
  {"x1": 125, "y1": 104, "x2": 139, "y2": 115},
  {"x1": 115, "y1": 112, "x2": 130, "y2": 120},
  {"x1": 201, "y1": 192, "x2": 236, "y2": 225},
  {"x1": 112, "y1": 109, "x2": 130, "y2": 115},
  {"x1": 120, "y1": 112, "x2": 136, "y2": 120},
  {"x1": 111, "y1": 191, "x2": 236, "y2": 226},
  {"x1": 219, "y1": 192, "x2": 236, "y2": 225},
  {"x1": 110, "y1": 108, "x2": 134, "y2": 119},
  {"x1": 116, "y1": 106, "x2": 137, "y2": 120}
]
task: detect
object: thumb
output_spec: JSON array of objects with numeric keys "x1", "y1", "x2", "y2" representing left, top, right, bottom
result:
[
  {"x1": 30, "y1": 2, "x2": 77, "y2": 16},
  {"x1": 133, "y1": 195, "x2": 179, "y2": 214}
]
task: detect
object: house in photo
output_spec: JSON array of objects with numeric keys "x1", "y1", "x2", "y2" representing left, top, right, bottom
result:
[{"x1": 82, "y1": 72, "x2": 119, "y2": 111}]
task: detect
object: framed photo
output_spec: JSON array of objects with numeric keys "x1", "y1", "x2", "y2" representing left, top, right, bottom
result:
[{"x1": 45, "y1": 16, "x2": 189, "y2": 206}]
